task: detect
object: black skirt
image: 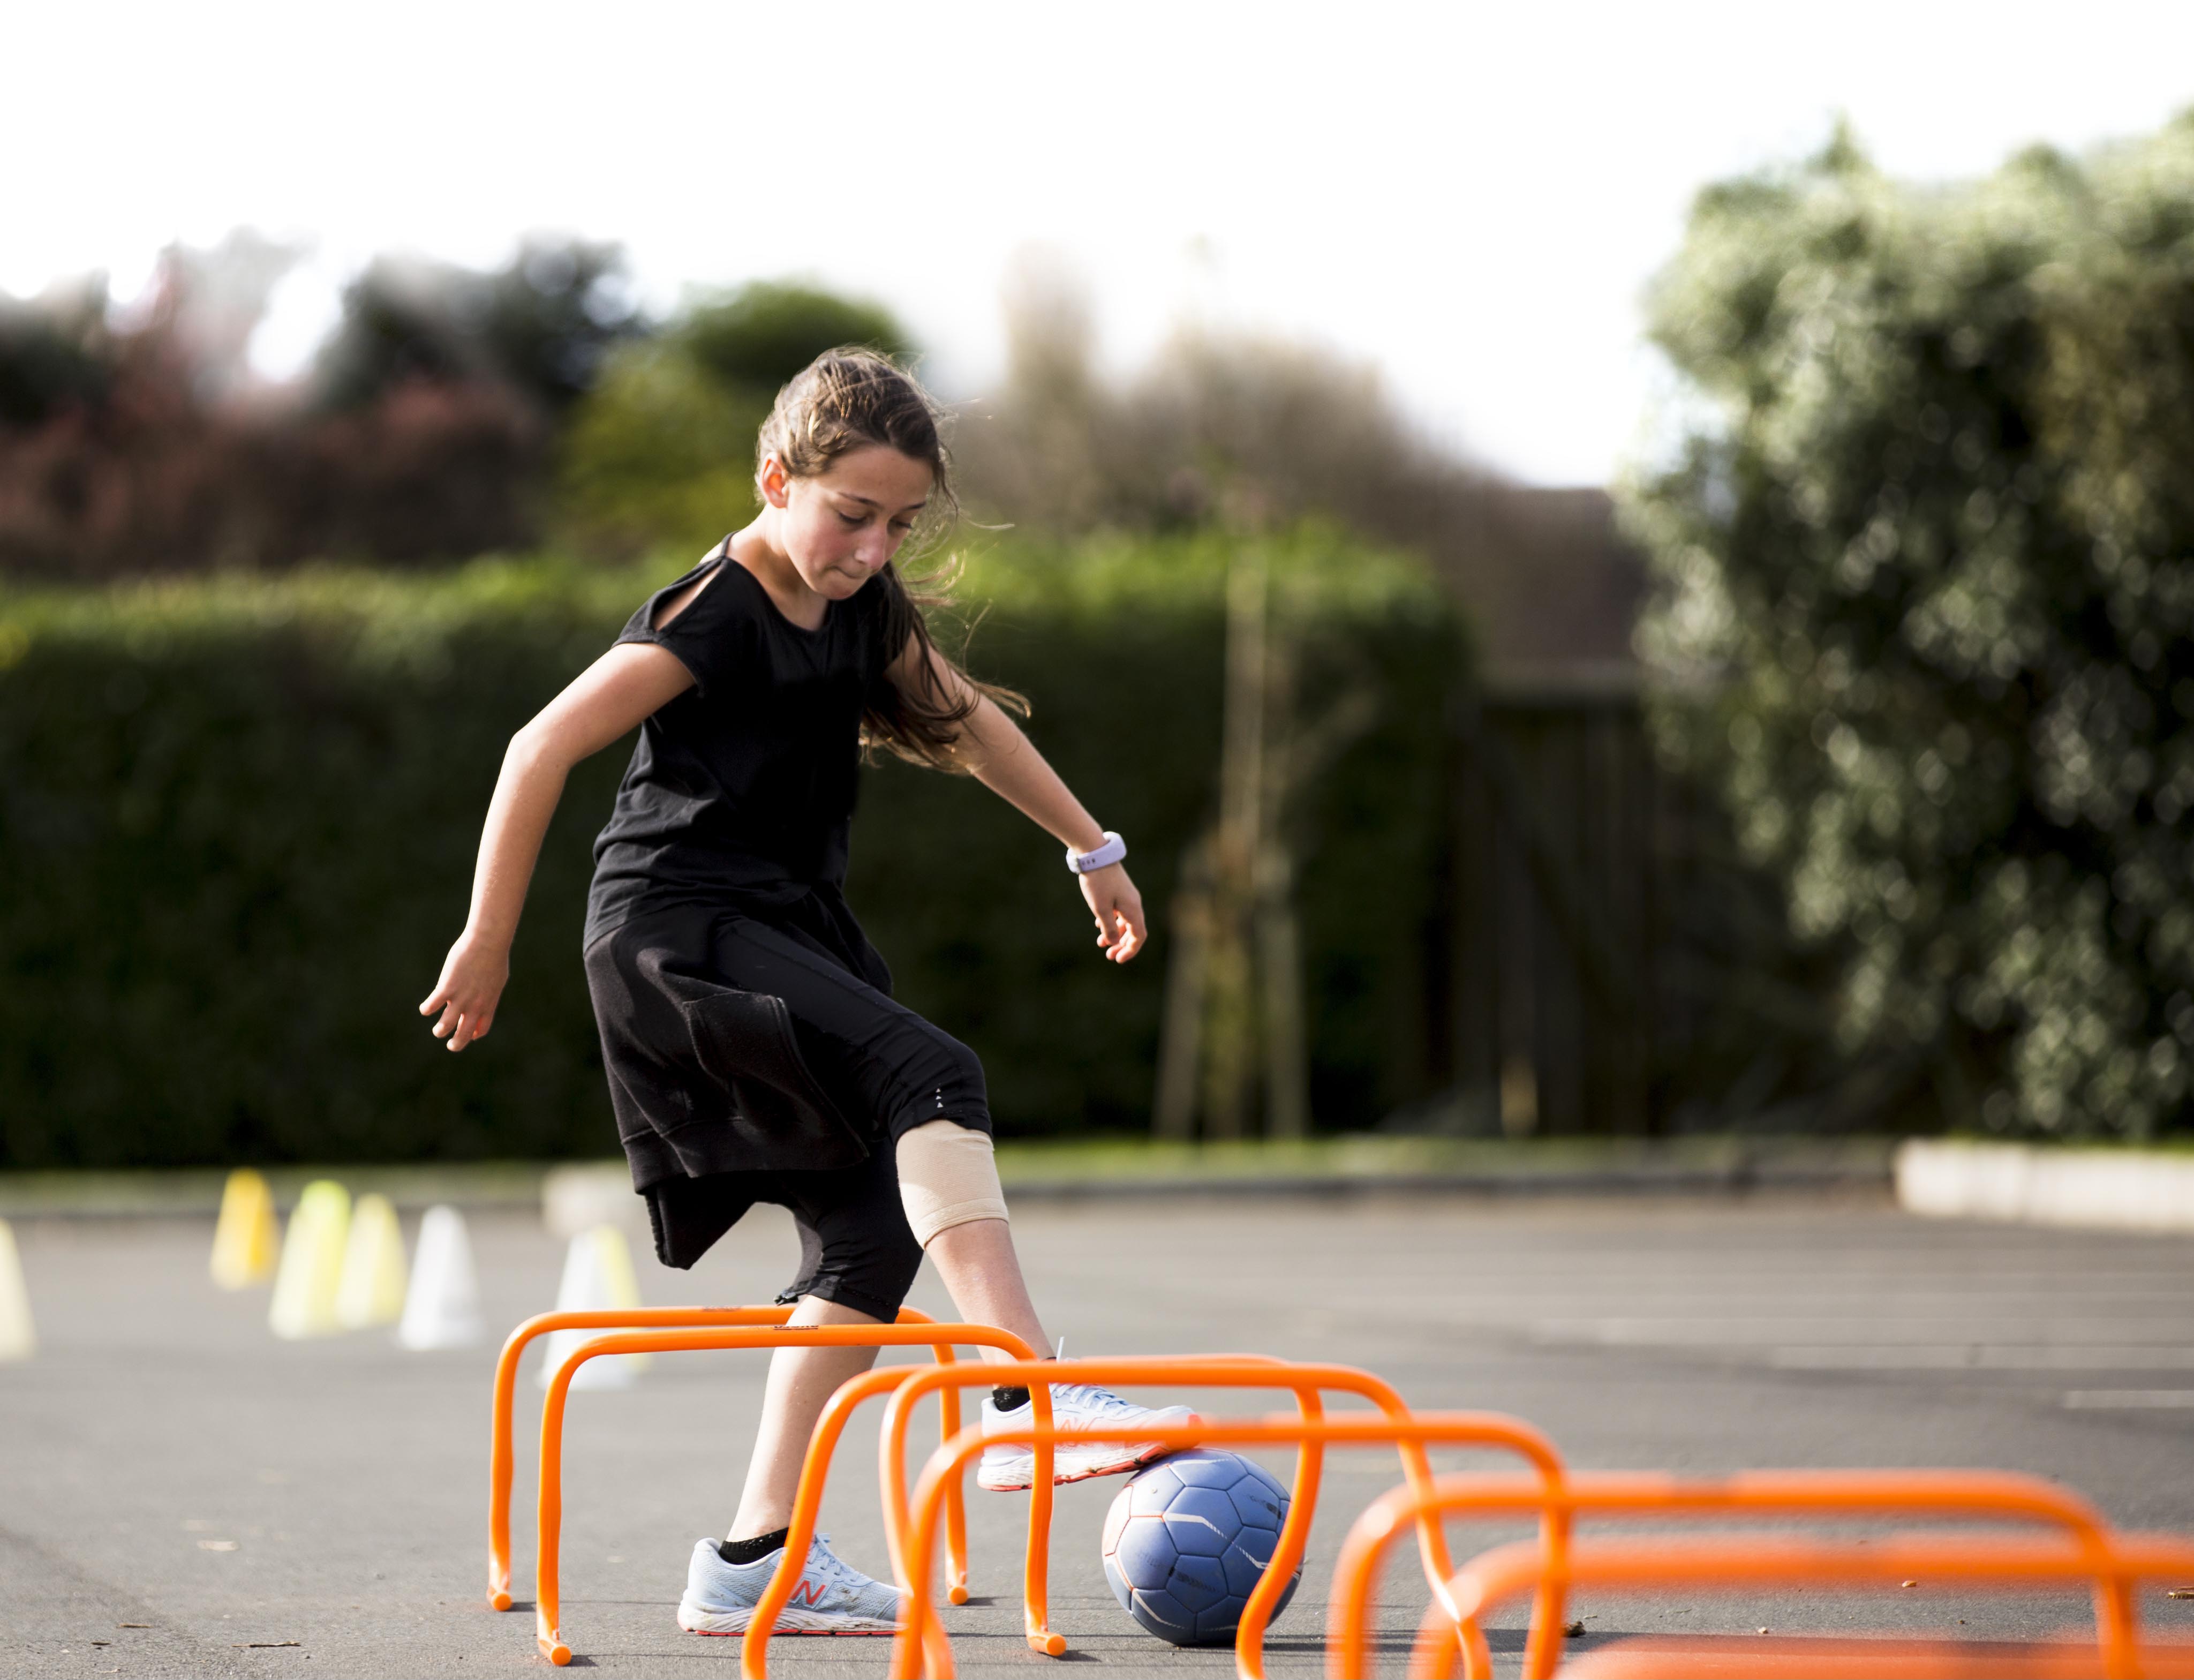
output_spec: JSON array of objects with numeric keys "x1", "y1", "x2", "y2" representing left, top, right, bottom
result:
[{"x1": 584, "y1": 885, "x2": 992, "y2": 1268}]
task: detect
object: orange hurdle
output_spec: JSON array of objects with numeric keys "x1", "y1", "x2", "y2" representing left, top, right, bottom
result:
[
  {"x1": 735, "y1": 1358, "x2": 1063, "y2": 1679},
  {"x1": 1329, "y1": 1468, "x2": 2194, "y2": 1680},
  {"x1": 487, "y1": 1304, "x2": 960, "y2": 1610},
  {"x1": 1564, "y1": 1629, "x2": 2194, "y2": 1679},
  {"x1": 742, "y1": 1354, "x2": 1308, "y2": 1677},
  {"x1": 533, "y1": 1320, "x2": 1040, "y2": 1667},
  {"x1": 876, "y1": 1360, "x2": 1560, "y2": 1678},
  {"x1": 493, "y1": 1305, "x2": 784, "y2": 1609},
  {"x1": 1419, "y1": 1532, "x2": 2194, "y2": 1680},
  {"x1": 896, "y1": 1399, "x2": 1569, "y2": 1680}
]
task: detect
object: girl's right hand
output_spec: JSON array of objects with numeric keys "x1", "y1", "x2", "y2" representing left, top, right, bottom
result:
[{"x1": 419, "y1": 933, "x2": 511, "y2": 1052}]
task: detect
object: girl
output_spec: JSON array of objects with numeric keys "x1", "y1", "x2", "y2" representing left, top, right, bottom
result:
[{"x1": 419, "y1": 349, "x2": 1190, "y2": 1636}]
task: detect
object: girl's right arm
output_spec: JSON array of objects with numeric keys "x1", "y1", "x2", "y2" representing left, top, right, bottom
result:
[{"x1": 418, "y1": 643, "x2": 695, "y2": 1052}]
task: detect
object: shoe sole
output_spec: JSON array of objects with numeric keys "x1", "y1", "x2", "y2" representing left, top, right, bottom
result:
[
  {"x1": 976, "y1": 1438, "x2": 1177, "y2": 1493},
  {"x1": 680, "y1": 1604, "x2": 900, "y2": 1636}
]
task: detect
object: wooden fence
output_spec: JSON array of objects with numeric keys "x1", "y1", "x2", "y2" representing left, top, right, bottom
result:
[
  {"x1": 1429, "y1": 669, "x2": 1685, "y2": 1137},
  {"x1": 1145, "y1": 578, "x2": 1800, "y2": 1141}
]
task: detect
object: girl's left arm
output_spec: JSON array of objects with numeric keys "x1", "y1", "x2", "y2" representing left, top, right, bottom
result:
[{"x1": 896, "y1": 644, "x2": 1146, "y2": 963}]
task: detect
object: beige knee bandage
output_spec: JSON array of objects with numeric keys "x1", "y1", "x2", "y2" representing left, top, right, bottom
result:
[{"x1": 896, "y1": 1120, "x2": 1009, "y2": 1248}]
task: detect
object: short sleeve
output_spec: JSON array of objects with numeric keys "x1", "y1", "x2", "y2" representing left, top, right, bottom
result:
[{"x1": 613, "y1": 557, "x2": 751, "y2": 698}]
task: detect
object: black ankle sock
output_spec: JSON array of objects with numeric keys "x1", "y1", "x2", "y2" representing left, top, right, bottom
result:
[
  {"x1": 993, "y1": 1351, "x2": 1058, "y2": 1414},
  {"x1": 719, "y1": 1527, "x2": 789, "y2": 1565}
]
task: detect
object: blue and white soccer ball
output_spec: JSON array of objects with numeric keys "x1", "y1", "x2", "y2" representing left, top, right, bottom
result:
[{"x1": 1100, "y1": 1448, "x2": 1301, "y2": 1646}]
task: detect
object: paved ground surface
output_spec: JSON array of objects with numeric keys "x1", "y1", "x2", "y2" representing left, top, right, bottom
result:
[{"x1": 4, "y1": 1192, "x2": 2193, "y2": 1677}]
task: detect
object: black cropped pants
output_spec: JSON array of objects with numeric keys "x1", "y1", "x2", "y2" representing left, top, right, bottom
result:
[{"x1": 589, "y1": 901, "x2": 993, "y2": 1319}]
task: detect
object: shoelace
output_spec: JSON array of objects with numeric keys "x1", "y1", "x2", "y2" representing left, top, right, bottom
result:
[
  {"x1": 984, "y1": 1375, "x2": 1166, "y2": 1426},
  {"x1": 810, "y1": 1535, "x2": 902, "y2": 1609},
  {"x1": 804, "y1": 1535, "x2": 864, "y2": 1597},
  {"x1": 1049, "y1": 1380, "x2": 1159, "y2": 1420}
]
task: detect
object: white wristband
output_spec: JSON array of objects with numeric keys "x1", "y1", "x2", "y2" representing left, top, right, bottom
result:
[{"x1": 1065, "y1": 831, "x2": 1127, "y2": 874}]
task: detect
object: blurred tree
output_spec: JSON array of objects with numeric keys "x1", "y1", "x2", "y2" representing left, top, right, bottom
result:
[
  {"x1": 313, "y1": 255, "x2": 483, "y2": 409},
  {"x1": 0, "y1": 237, "x2": 556, "y2": 577},
  {"x1": 157, "y1": 229, "x2": 301, "y2": 405},
  {"x1": 956, "y1": 262, "x2": 1524, "y2": 1138},
  {"x1": 0, "y1": 280, "x2": 114, "y2": 426},
  {"x1": 952, "y1": 256, "x2": 1505, "y2": 554},
  {"x1": 1627, "y1": 112, "x2": 2194, "y2": 1140},
  {"x1": 554, "y1": 279, "x2": 910, "y2": 558},
  {"x1": 313, "y1": 236, "x2": 640, "y2": 414},
  {"x1": 679, "y1": 279, "x2": 909, "y2": 390},
  {"x1": 478, "y1": 238, "x2": 644, "y2": 412}
]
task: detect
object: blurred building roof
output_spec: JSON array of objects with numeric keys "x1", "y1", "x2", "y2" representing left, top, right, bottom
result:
[{"x1": 1432, "y1": 485, "x2": 1647, "y2": 700}]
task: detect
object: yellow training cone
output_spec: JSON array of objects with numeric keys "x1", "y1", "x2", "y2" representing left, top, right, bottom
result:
[
  {"x1": 0, "y1": 1218, "x2": 34, "y2": 1361},
  {"x1": 268, "y1": 1180, "x2": 350, "y2": 1339},
  {"x1": 335, "y1": 1193, "x2": 408, "y2": 1330},
  {"x1": 539, "y1": 1224, "x2": 650, "y2": 1390},
  {"x1": 209, "y1": 1169, "x2": 280, "y2": 1289}
]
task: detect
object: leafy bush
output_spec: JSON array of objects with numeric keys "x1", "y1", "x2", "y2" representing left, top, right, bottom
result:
[
  {"x1": 554, "y1": 344, "x2": 767, "y2": 558},
  {"x1": 0, "y1": 526, "x2": 1460, "y2": 1168},
  {"x1": 1627, "y1": 115, "x2": 2194, "y2": 1139},
  {"x1": 678, "y1": 281, "x2": 909, "y2": 391}
]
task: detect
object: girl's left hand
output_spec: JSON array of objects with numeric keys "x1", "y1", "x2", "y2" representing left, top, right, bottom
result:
[{"x1": 1079, "y1": 864, "x2": 1147, "y2": 963}]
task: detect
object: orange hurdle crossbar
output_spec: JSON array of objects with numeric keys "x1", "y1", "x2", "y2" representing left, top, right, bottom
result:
[
  {"x1": 1415, "y1": 1530, "x2": 2194, "y2": 1680},
  {"x1": 898, "y1": 1402, "x2": 1567, "y2": 1680},
  {"x1": 1329, "y1": 1469, "x2": 2181, "y2": 1680},
  {"x1": 533, "y1": 1320, "x2": 1039, "y2": 1668}
]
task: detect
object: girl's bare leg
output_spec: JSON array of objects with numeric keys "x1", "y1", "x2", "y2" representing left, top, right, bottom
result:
[
  {"x1": 924, "y1": 1217, "x2": 1050, "y2": 1361},
  {"x1": 727, "y1": 1220, "x2": 1047, "y2": 1540},
  {"x1": 728, "y1": 1295, "x2": 883, "y2": 1541}
]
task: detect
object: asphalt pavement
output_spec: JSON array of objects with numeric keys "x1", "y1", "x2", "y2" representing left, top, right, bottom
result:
[{"x1": 4, "y1": 1190, "x2": 2192, "y2": 1677}]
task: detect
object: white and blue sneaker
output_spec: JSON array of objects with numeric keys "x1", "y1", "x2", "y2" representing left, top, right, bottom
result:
[
  {"x1": 977, "y1": 1382, "x2": 1200, "y2": 1492},
  {"x1": 676, "y1": 1533, "x2": 905, "y2": 1636}
]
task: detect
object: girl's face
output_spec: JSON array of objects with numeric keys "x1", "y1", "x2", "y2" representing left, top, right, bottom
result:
[{"x1": 763, "y1": 443, "x2": 932, "y2": 599}]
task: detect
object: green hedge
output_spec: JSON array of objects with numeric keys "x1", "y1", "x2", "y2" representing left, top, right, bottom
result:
[{"x1": 0, "y1": 527, "x2": 1463, "y2": 1169}]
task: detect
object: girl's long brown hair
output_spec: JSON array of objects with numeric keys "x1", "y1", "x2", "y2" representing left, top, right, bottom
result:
[{"x1": 756, "y1": 347, "x2": 1025, "y2": 770}]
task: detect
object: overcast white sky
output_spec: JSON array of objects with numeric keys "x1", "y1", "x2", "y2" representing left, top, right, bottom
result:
[{"x1": 9, "y1": 2, "x2": 2194, "y2": 486}]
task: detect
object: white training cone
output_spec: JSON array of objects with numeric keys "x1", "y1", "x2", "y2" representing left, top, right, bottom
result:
[
  {"x1": 397, "y1": 1204, "x2": 483, "y2": 1351},
  {"x1": 335, "y1": 1193, "x2": 408, "y2": 1330},
  {"x1": 0, "y1": 1218, "x2": 35, "y2": 1361},
  {"x1": 268, "y1": 1180, "x2": 351, "y2": 1339},
  {"x1": 209, "y1": 1167, "x2": 280, "y2": 1289},
  {"x1": 539, "y1": 1224, "x2": 650, "y2": 1391}
]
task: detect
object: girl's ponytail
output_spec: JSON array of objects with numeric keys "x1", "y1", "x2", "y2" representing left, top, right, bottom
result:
[{"x1": 758, "y1": 348, "x2": 1026, "y2": 770}]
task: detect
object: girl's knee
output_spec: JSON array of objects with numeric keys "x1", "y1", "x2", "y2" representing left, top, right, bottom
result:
[{"x1": 895, "y1": 1119, "x2": 1009, "y2": 1248}]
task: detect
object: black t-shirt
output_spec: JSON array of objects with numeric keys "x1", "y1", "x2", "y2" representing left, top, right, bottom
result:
[{"x1": 583, "y1": 551, "x2": 899, "y2": 948}]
